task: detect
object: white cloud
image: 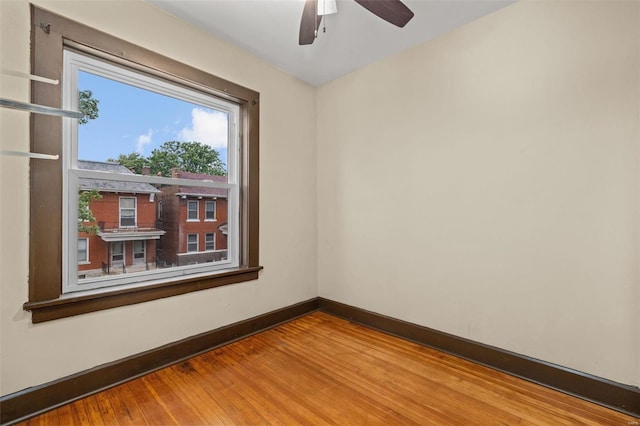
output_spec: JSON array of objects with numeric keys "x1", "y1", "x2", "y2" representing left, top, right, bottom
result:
[
  {"x1": 178, "y1": 108, "x2": 228, "y2": 149},
  {"x1": 136, "y1": 129, "x2": 153, "y2": 154}
]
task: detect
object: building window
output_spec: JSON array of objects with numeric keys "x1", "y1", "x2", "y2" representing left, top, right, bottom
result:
[
  {"x1": 133, "y1": 240, "x2": 146, "y2": 264},
  {"x1": 111, "y1": 242, "x2": 124, "y2": 265},
  {"x1": 78, "y1": 238, "x2": 89, "y2": 263},
  {"x1": 120, "y1": 197, "x2": 137, "y2": 227},
  {"x1": 26, "y1": 7, "x2": 261, "y2": 323},
  {"x1": 187, "y1": 200, "x2": 199, "y2": 221},
  {"x1": 205, "y1": 201, "x2": 216, "y2": 221},
  {"x1": 187, "y1": 234, "x2": 198, "y2": 252},
  {"x1": 205, "y1": 233, "x2": 216, "y2": 251}
]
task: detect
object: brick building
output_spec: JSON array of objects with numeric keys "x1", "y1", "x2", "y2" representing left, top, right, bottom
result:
[
  {"x1": 77, "y1": 161, "x2": 165, "y2": 278},
  {"x1": 157, "y1": 169, "x2": 228, "y2": 266}
]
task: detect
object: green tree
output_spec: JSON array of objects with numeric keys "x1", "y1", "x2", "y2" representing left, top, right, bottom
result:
[
  {"x1": 78, "y1": 189, "x2": 102, "y2": 235},
  {"x1": 148, "y1": 141, "x2": 226, "y2": 177},
  {"x1": 77, "y1": 90, "x2": 101, "y2": 234},
  {"x1": 78, "y1": 89, "x2": 99, "y2": 125},
  {"x1": 107, "y1": 152, "x2": 147, "y2": 174}
]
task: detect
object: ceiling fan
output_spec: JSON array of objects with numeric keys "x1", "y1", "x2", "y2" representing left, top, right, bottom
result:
[{"x1": 299, "y1": 0, "x2": 415, "y2": 45}]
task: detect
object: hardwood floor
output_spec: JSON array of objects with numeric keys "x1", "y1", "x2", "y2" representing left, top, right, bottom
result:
[{"x1": 20, "y1": 312, "x2": 638, "y2": 425}]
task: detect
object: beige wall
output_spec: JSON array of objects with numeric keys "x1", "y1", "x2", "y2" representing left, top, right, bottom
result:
[
  {"x1": 317, "y1": 1, "x2": 640, "y2": 386},
  {"x1": 1, "y1": 0, "x2": 639, "y2": 398},
  {"x1": 0, "y1": 0, "x2": 317, "y2": 395}
]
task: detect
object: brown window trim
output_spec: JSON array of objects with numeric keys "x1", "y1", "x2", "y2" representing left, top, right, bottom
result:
[{"x1": 26, "y1": 6, "x2": 261, "y2": 323}]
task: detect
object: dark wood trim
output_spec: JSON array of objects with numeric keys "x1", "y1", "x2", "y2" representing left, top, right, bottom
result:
[
  {"x1": 0, "y1": 298, "x2": 319, "y2": 425},
  {"x1": 32, "y1": 7, "x2": 258, "y2": 103},
  {"x1": 245, "y1": 97, "x2": 260, "y2": 268},
  {"x1": 3, "y1": 297, "x2": 638, "y2": 423},
  {"x1": 30, "y1": 5, "x2": 64, "y2": 302},
  {"x1": 27, "y1": 6, "x2": 261, "y2": 322},
  {"x1": 318, "y1": 298, "x2": 640, "y2": 418},
  {"x1": 24, "y1": 267, "x2": 263, "y2": 323}
]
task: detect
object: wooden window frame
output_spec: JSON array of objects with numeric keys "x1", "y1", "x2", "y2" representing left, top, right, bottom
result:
[{"x1": 24, "y1": 6, "x2": 261, "y2": 323}]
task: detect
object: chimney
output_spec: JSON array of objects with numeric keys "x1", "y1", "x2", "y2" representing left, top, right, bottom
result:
[
  {"x1": 142, "y1": 166, "x2": 150, "y2": 176},
  {"x1": 171, "y1": 167, "x2": 180, "y2": 178}
]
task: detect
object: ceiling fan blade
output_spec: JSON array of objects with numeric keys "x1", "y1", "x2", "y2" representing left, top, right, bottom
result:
[
  {"x1": 299, "y1": 0, "x2": 323, "y2": 45},
  {"x1": 353, "y1": 0, "x2": 414, "y2": 28}
]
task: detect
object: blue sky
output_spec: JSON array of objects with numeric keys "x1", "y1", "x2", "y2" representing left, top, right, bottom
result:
[{"x1": 78, "y1": 71, "x2": 228, "y2": 166}]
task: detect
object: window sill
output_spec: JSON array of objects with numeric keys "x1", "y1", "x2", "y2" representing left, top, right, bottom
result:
[{"x1": 23, "y1": 266, "x2": 263, "y2": 323}]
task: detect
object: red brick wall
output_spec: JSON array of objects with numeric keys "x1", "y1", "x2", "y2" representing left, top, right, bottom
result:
[
  {"x1": 157, "y1": 187, "x2": 180, "y2": 265},
  {"x1": 77, "y1": 231, "x2": 107, "y2": 272},
  {"x1": 177, "y1": 197, "x2": 228, "y2": 253},
  {"x1": 158, "y1": 190, "x2": 229, "y2": 266},
  {"x1": 89, "y1": 193, "x2": 157, "y2": 230},
  {"x1": 78, "y1": 191, "x2": 159, "y2": 273}
]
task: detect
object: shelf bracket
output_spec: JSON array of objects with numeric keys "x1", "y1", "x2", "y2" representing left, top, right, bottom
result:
[
  {"x1": 1, "y1": 70, "x2": 59, "y2": 85},
  {"x1": 0, "y1": 150, "x2": 59, "y2": 160}
]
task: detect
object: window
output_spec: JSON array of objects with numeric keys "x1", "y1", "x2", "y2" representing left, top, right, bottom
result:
[
  {"x1": 25, "y1": 6, "x2": 261, "y2": 323},
  {"x1": 205, "y1": 201, "x2": 216, "y2": 221},
  {"x1": 133, "y1": 240, "x2": 146, "y2": 264},
  {"x1": 111, "y1": 242, "x2": 124, "y2": 265},
  {"x1": 187, "y1": 201, "x2": 199, "y2": 221},
  {"x1": 205, "y1": 233, "x2": 216, "y2": 251},
  {"x1": 120, "y1": 197, "x2": 137, "y2": 227},
  {"x1": 62, "y1": 51, "x2": 240, "y2": 293},
  {"x1": 187, "y1": 234, "x2": 198, "y2": 252},
  {"x1": 78, "y1": 238, "x2": 89, "y2": 263}
]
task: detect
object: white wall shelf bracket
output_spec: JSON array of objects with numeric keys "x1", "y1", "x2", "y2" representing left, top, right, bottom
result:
[
  {"x1": 0, "y1": 150, "x2": 59, "y2": 160},
  {"x1": 1, "y1": 70, "x2": 59, "y2": 85}
]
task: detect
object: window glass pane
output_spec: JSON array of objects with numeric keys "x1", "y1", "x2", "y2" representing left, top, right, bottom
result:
[
  {"x1": 205, "y1": 233, "x2": 215, "y2": 251},
  {"x1": 78, "y1": 70, "x2": 230, "y2": 182},
  {"x1": 187, "y1": 201, "x2": 198, "y2": 220},
  {"x1": 76, "y1": 178, "x2": 233, "y2": 286},
  {"x1": 111, "y1": 242, "x2": 124, "y2": 264},
  {"x1": 205, "y1": 201, "x2": 216, "y2": 220},
  {"x1": 187, "y1": 234, "x2": 198, "y2": 252},
  {"x1": 120, "y1": 198, "x2": 135, "y2": 209},
  {"x1": 78, "y1": 239, "x2": 88, "y2": 262},
  {"x1": 69, "y1": 52, "x2": 238, "y2": 293},
  {"x1": 133, "y1": 240, "x2": 145, "y2": 264}
]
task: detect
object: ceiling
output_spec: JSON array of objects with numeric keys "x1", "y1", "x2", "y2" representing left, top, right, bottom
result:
[{"x1": 147, "y1": 0, "x2": 514, "y2": 87}]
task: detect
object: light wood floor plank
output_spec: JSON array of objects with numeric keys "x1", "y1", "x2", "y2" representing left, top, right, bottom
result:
[{"x1": 20, "y1": 312, "x2": 638, "y2": 425}]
